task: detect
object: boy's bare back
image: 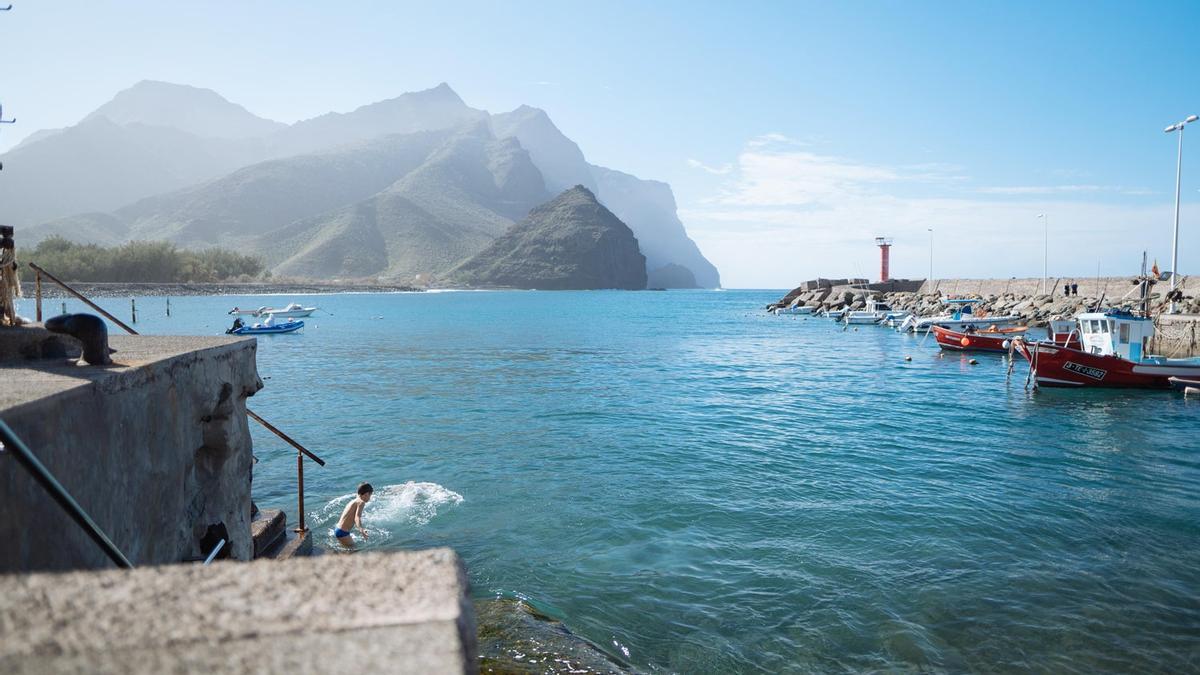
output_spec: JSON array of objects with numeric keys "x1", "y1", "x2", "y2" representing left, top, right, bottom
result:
[{"x1": 337, "y1": 499, "x2": 362, "y2": 532}]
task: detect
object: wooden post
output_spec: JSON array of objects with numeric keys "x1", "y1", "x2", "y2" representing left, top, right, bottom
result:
[
  {"x1": 131, "y1": 298, "x2": 137, "y2": 324},
  {"x1": 61, "y1": 302, "x2": 66, "y2": 315},
  {"x1": 35, "y1": 270, "x2": 42, "y2": 322},
  {"x1": 296, "y1": 452, "x2": 306, "y2": 533},
  {"x1": 166, "y1": 297, "x2": 171, "y2": 317}
]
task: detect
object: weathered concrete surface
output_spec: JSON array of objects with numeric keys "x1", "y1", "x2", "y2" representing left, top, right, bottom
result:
[
  {"x1": 0, "y1": 549, "x2": 477, "y2": 674},
  {"x1": 0, "y1": 323, "x2": 82, "y2": 362},
  {"x1": 0, "y1": 333, "x2": 262, "y2": 571}
]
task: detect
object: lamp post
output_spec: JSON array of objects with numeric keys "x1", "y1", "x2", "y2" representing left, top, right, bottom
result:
[
  {"x1": 927, "y1": 228, "x2": 934, "y2": 294},
  {"x1": 1165, "y1": 114, "x2": 1198, "y2": 313},
  {"x1": 1037, "y1": 214, "x2": 1048, "y2": 295}
]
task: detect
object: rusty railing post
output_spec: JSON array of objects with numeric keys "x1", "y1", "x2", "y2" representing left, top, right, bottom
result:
[
  {"x1": 296, "y1": 452, "x2": 306, "y2": 533},
  {"x1": 35, "y1": 269, "x2": 42, "y2": 322}
]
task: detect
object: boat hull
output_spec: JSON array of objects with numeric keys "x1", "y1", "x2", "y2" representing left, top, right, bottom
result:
[
  {"x1": 933, "y1": 326, "x2": 1022, "y2": 353},
  {"x1": 1014, "y1": 341, "x2": 1200, "y2": 388},
  {"x1": 229, "y1": 320, "x2": 305, "y2": 335}
]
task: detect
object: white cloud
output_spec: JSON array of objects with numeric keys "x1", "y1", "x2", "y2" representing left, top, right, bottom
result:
[
  {"x1": 685, "y1": 158, "x2": 733, "y2": 175},
  {"x1": 678, "y1": 136, "x2": 1190, "y2": 288}
]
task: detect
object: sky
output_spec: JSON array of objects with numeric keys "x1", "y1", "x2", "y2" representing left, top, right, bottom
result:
[{"x1": 1, "y1": 1, "x2": 1198, "y2": 288}]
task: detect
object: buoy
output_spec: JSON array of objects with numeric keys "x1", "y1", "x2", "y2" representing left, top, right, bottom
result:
[
  {"x1": 969, "y1": 358, "x2": 979, "y2": 365},
  {"x1": 1002, "y1": 339, "x2": 1011, "y2": 350},
  {"x1": 904, "y1": 355, "x2": 912, "y2": 362},
  {"x1": 960, "y1": 337, "x2": 971, "y2": 347}
]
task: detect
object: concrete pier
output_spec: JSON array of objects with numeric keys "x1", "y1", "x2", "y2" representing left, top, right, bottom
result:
[
  {"x1": 0, "y1": 549, "x2": 478, "y2": 674},
  {"x1": 1, "y1": 331, "x2": 262, "y2": 571}
]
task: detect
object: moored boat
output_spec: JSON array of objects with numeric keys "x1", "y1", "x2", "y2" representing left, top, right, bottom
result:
[
  {"x1": 1169, "y1": 377, "x2": 1200, "y2": 395},
  {"x1": 1013, "y1": 309, "x2": 1200, "y2": 388},
  {"x1": 227, "y1": 302, "x2": 317, "y2": 318},
  {"x1": 907, "y1": 299, "x2": 1022, "y2": 333},
  {"x1": 842, "y1": 298, "x2": 895, "y2": 325},
  {"x1": 934, "y1": 321, "x2": 1081, "y2": 353},
  {"x1": 225, "y1": 317, "x2": 305, "y2": 335}
]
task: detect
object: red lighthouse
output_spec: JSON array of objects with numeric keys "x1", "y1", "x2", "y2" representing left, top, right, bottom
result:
[{"x1": 875, "y1": 237, "x2": 893, "y2": 282}]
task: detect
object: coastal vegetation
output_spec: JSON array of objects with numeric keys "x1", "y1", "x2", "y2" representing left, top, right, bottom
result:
[{"x1": 27, "y1": 236, "x2": 266, "y2": 282}]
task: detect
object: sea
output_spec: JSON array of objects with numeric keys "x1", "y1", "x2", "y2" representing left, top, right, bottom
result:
[{"x1": 37, "y1": 289, "x2": 1200, "y2": 673}]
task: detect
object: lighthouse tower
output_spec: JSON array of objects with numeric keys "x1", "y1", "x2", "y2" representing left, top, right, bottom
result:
[{"x1": 875, "y1": 237, "x2": 893, "y2": 282}]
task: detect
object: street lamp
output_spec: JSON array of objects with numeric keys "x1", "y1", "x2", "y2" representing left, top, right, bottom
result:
[
  {"x1": 927, "y1": 228, "x2": 934, "y2": 294},
  {"x1": 1165, "y1": 113, "x2": 1198, "y2": 313},
  {"x1": 1037, "y1": 214, "x2": 1048, "y2": 295}
]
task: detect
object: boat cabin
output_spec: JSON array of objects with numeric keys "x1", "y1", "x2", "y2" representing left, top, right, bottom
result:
[
  {"x1": 1076, "y1": 310, "x2": 1154, "y2": 361},
  {"x1": 942, "y1": 298, "x2": 980, "y2": 320}
]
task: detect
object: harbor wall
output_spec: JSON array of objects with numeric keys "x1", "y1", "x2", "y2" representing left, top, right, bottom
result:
[{"x1": 0, "y1": 333, "x2": 262, "y2": 572}]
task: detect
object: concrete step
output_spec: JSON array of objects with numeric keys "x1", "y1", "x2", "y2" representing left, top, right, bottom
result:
[
  {"x1": 269, "y1": 528, "x2": 314, "y2": 560},
  {"x1": 250, "y1": 509, "x2": 286, "y2": 559}
]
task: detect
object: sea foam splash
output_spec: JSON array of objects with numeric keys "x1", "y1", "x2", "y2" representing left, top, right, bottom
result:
[{"x1": 310, "y1": 481, "x2": 464, "y2": 548}]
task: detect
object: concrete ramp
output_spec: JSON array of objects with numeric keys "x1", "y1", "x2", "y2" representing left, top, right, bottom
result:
[{"x1": 0, "y1": 548, "x2": 477, "y2": 674}]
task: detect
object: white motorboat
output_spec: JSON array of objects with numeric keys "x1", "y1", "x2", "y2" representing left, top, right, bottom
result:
[
  {"x1": 842, "y1": 298, "x2": 895, "y2": 325},
  {"x1": 228, "y1": 302, "x2": 317, "y2": 318},
  {"x1": 261, "y1": 302, "x2": 317, "y2": 318},
  {"x1": 901, "y1": 299, "x2": 1021, "y2": 333},
  {"x1": 773, "y1": 305, "x2": 815, "y2": 315},
  {"x1": 823, "y1": 308, "x2": 847, "y2": 320},
  {"x1": 882, "y1": 311, "x2": 912, "y2": 327}
]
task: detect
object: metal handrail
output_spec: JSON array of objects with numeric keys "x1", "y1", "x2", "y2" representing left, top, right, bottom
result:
[
  {"x1": 0, "y1": 420, "x2": 134, "y2": 569},
  {"x1": 26, "y1": 262, "x2": 326, "y2": 532}
]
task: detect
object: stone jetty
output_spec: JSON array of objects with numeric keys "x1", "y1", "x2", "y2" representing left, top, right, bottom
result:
[{"x1": 769, "y1": 276, "x2": 1200, "y2": 356}]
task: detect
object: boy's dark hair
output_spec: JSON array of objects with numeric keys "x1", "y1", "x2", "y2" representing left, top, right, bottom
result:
[{"x1": 357, "y1": 482, "x2": 374, "y2": 496}]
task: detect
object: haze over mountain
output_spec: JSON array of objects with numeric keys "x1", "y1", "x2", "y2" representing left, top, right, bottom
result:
[
  {"x1": 8, "y1": 81, "x2": 720, "y2": 287},
  {"x1": 446, "y1": 185, "x2": 647, "y2": 290}
]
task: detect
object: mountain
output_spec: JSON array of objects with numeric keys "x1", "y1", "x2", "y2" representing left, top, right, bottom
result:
[
  {"x1": 647, "y1": 263, "x2": 699, "y2": 289},
  {"x1": 83, "y1": 80, "x2": 285, "y2": 139},
  {"x1": 9, "y1": 81, "x2": 719, "y2": 287},
  {"x1": 106, "y1": 128, "x2": 460, "y2": 246},
  {"x1": 273, "y1": 83, "x2": 487, "y2": 157},
  {"x1": 444, "y1": 185, "x2": 647, "y2": 290},
  {"x1": 2, "y1": 116, "x2": 264, "y2": 228},
  {"x1": 261, "y1": 123, "x2": 549, "y2": 280},
  {"x1": 588, "y1": 165, "x2": 720, "y2": 288},
  {"x1": 491, "y1": 106, "x2": 596, "y2": 193}
]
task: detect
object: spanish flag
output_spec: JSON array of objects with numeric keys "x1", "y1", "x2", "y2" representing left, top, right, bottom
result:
[{"x1": 1152, "y1": 259, "x2": 1160, "y2": 277}]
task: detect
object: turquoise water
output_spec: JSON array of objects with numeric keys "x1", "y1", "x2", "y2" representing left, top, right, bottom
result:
[{"x1": 41, "y1": 290, "x2": 1200, "y2": 672}]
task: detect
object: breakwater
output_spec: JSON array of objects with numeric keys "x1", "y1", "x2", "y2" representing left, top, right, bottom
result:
[{"x1": 770, "y1": 276, "x2": 1200, "y2": 356}]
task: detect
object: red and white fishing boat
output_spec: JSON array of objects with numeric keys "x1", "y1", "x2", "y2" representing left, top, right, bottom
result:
[
  {"x1": 934, "y1": 320, "x2": 1081, "y2": 353},
  {"x1": 1013, "y1": 309, "x2": 1200, "y2": 388}
]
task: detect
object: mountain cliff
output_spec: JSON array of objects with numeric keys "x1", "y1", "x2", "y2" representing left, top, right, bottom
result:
[
  {"x1": 9, "y1": 82, "x2": 718, "y2": 287},
  {"x1": 444, "y1": 186, "x2": 647, "y2": 290}
]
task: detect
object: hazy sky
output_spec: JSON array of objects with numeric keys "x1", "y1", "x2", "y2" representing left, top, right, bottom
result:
[{"x1": 1, "y1": 1, "x2": 1198, "y2": 288}]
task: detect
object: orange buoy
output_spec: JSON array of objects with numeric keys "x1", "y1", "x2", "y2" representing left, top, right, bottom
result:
[{"x1": 960, "y1": 337, "x2": 971, "y2": 347}]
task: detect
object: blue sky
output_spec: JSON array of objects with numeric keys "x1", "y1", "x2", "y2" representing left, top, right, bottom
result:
[{"x1": 1, "y1": 1, "x2": 1198, "y2": 287}]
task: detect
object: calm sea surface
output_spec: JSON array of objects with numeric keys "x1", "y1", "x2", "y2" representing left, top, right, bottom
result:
[{"x1": 43, "y1": 290, "x2": 1200, "y2": 673}]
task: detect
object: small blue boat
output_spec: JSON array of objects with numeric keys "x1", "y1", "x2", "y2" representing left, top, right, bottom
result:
[{"x1": 226, "y1": 318, "x2": 304, "y2": 335}]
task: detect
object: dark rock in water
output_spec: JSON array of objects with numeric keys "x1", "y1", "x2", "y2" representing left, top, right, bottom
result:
[
  {"x1": 646, "y1": 263, "x2": 699, "y2": 289},
  {"x1": 445, "y1": 185, "x2": 647, "y2": 290},
  {"x1": 475, "y1": 597, "x2": 631, "y2": 674}
]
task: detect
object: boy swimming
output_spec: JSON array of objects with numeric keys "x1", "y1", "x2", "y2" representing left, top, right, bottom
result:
[{"x1": 334, "y1": 482, "x2": 373, "y2": 548}]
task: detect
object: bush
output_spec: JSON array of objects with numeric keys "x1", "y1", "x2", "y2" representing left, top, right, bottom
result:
[{"x1": 27, "y1": 236, "x2": 266, "y2": 283}]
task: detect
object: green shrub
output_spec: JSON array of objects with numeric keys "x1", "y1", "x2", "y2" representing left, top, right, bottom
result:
[{"x1": 27, "y1": 236, "x2": 266, "y2": 282}]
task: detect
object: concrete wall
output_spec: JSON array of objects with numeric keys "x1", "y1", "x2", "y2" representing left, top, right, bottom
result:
[
  {"x1": 917, "y1": 275, "x2": 1197, "y2": 298},
  {"x1": 0, "y1": 549, "x2": 477, "y2": 674},
  {"x1": 0, "y1": 334, "x2": 262, "y2": 572}
]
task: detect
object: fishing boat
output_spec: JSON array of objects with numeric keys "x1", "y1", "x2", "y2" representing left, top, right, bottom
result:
[
  {"x1": 902, "y1": 299, "x2": 1022, "y2": 333},
  {"x1": 227, "y1": 302, "x2": 317, "y2": 318},
  {"x1": 933, "y1": 321, "x2": 1080, "y2": 353},
  {"x1": 1013, "y1": 309, "x2": 1200, "y2": 388},
  {"x1": 225, "y1": 317, "x2": 305, "y2": 335},
  {"x1": 842, "y1": 298, "x2": 895, "y2": 325},
  {"x1": 823, "y1": 308, "x2": 847, "y2": 321},
  {"x1": 882, "y1": 311, "x2": 912, "y2": 328}
]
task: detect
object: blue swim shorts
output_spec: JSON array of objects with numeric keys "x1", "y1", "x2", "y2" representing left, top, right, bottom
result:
[{"x1": 334, "y1": 528, "x2": 351, "y2": 538}]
